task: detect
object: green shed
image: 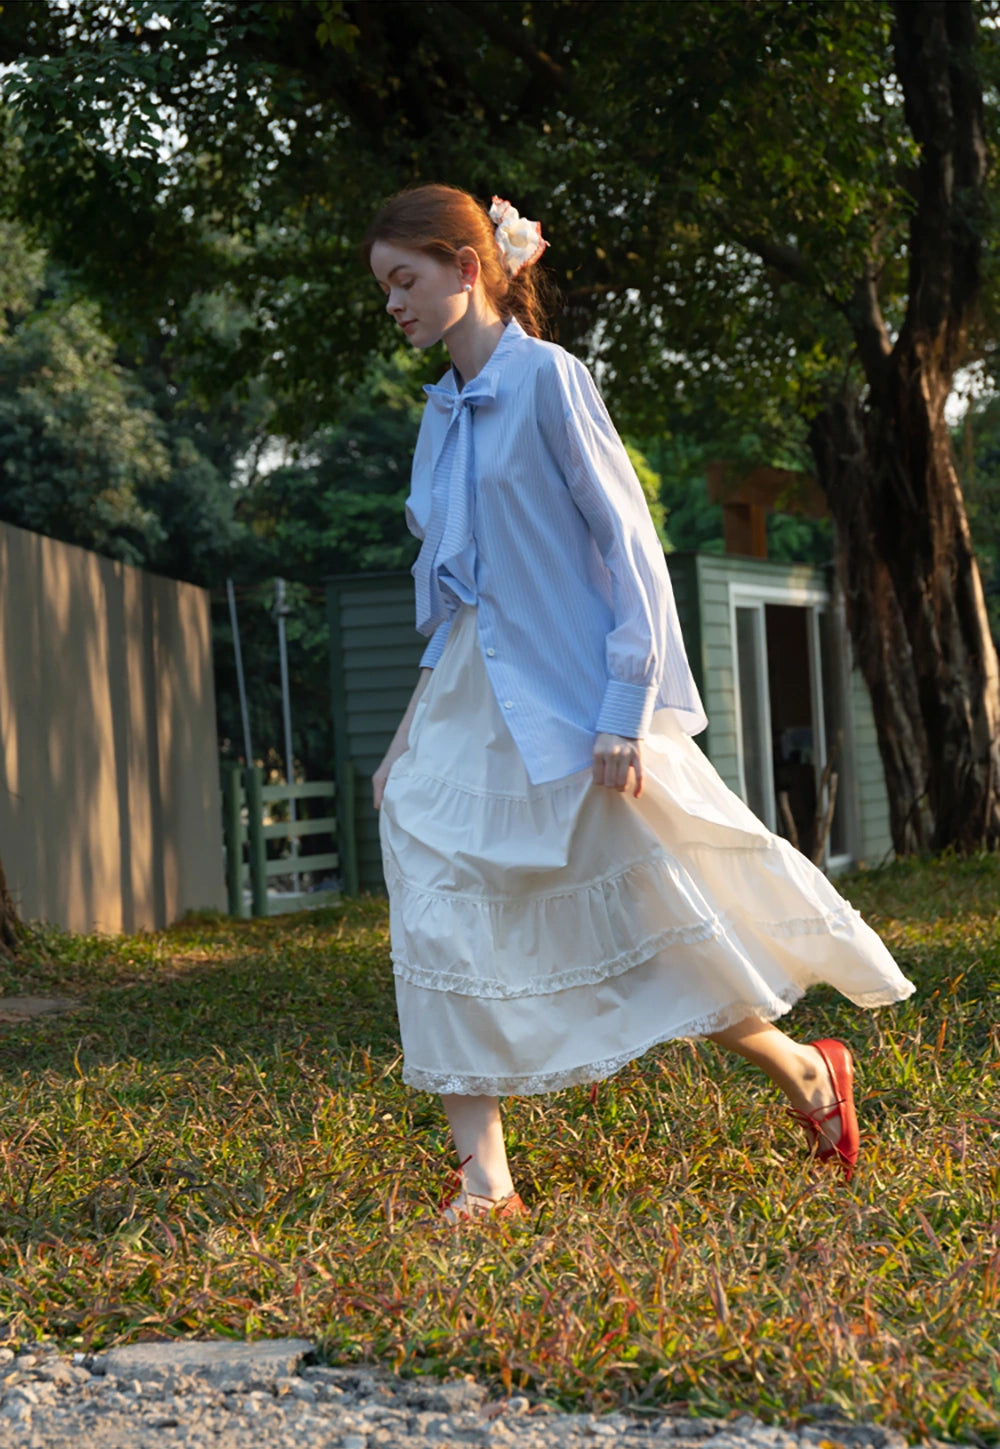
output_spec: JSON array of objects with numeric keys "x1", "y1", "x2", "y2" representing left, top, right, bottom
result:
[{"x1": 327, "y1": 554, "x2": 892, "y2": 893}]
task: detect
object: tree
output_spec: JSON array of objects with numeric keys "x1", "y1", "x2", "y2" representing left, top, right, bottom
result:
[
  {"x1": 4, "y1": 0, "x2": 999, "y2": 850},
  {"x1": 0, "y1": 221, "x2": 169, "y2": 563},
  {"x1": 803, "y1": 5, "x2": 1000, "y2": 852}
]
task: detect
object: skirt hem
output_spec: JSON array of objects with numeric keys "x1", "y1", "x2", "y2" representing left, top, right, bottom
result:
[
  {"x1": 399, "y1": 980, "x2": 913, "y2": 1097},
  {"x1": 400, "y1": 988, "x2": 811, "y2": 1095}
]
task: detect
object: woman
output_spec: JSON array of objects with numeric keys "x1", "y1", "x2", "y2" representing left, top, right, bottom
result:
[{"x1": 365, "y1": 184, "x2": 914, "y2": 1219}]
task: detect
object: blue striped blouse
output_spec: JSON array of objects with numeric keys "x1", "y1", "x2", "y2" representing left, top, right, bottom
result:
[{"x1": 405, "y1": 317, "x2": 707, "y2": 785}]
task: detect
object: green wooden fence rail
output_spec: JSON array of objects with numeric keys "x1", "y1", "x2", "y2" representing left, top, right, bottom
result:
[{"x1": 221, "y1": 763, "x2": 357, "y2": 917}]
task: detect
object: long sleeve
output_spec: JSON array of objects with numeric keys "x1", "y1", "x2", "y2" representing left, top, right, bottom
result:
[{"x1": 538, "y1": 357, "x2": 670, "y2": 739}]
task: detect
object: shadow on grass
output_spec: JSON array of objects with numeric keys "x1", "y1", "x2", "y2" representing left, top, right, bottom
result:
[{"x1": 0, "y1": 898, "x2": 401, "y2": 1081}]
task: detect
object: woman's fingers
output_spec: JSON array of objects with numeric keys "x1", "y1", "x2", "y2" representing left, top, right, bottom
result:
[
  {"x1": 372, "y1": 762, "x2": 391, "y2": 810},
  {"x1": 631, "y1": 750, "x2": 644, "y2": 799},
  {"x1": 593, "y1": 734, "x2": 644, "y2": 797}
]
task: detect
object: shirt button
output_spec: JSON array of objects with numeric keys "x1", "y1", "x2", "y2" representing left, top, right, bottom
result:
[
  {"x1": 486, "y1": 647, "x2": 496, "y2": 657},
  {"x1": 504, "y1": 700, "x2": 514, "y2": 710}
]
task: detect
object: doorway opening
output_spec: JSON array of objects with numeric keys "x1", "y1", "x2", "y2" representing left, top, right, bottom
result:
[{"x1": 733, "y1": 593, "x2": 849, "y2": 865}]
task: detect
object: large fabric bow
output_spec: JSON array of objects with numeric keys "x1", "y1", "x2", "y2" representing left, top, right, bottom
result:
[{"x1": 413, "y1": 373, "x2": 500, "y2": 635}]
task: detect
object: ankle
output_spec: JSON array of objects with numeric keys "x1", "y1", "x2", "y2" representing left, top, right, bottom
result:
[
  {"x1": 782, "y1": 1045, "x2": 831, "y2": 1113},
  {"x1": 463, "y1": 1166, "x2": 516, "y2": 1201}
]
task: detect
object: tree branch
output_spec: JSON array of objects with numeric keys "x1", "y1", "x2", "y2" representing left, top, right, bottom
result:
[
  {"x1": 730, "y1": 227, "x2": 891, "y2": 394},
  {"x1": 738, "y1": 233, "x2": 817, "y2": 288},
  {"x1": 442, "y1": 0, "x2": 573, "y2": 92},
  {"x1": 844, "y1": 263, "x2": 893, "y2": 395},
  {"x1": 893, "y1": 0, "x2": 986, "y2": 360}
]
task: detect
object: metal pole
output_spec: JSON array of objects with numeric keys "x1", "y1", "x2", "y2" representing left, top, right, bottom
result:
[
  {"x1": 274, "y1": 577, "x2": 299, "y2": 894},
  {"x1": 226, "y1": 578, "x2": 253, "y2": 764}
]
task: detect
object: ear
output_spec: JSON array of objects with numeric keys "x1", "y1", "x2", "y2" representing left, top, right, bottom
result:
[{"x1": 455, "y1": 245, "x2": 481, "y2": 290}]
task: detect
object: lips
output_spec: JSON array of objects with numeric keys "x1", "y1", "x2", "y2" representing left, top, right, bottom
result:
[{"x1": 400, "y1": 320, "x2": 417, "y2": 334}]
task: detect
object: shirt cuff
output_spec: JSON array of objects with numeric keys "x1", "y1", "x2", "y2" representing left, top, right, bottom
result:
[
  {"x1": 596, "y1": 680, "x2": 657, "y2": 739},
  {"x1": 419, "y1": 618, "x2": 452, "y2": 669}
]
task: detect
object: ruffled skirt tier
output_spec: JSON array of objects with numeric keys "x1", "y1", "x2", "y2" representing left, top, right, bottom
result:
[{"x1": 379, "y1": 606, "x2": 913, "y2": 1096}]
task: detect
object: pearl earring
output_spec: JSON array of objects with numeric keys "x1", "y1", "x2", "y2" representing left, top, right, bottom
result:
[{"x1": 463, "y1": 282, "x2": 472, "y2": 292}]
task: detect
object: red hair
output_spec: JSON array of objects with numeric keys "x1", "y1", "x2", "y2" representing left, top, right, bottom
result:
[{"x1": 362, "y1": 184, "x2": 553, "y2": 339}]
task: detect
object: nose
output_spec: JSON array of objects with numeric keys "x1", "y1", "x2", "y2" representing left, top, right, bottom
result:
[{"x1": 386, "y1": 291, "x2": 403, "y2": 316}]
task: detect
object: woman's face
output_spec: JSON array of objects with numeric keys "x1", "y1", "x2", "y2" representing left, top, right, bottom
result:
[{"x1": 370, "y1": 241, "x2": 467, "y2": 350}]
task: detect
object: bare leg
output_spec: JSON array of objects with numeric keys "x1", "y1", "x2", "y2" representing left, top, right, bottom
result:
[
  {"x1": 707, "y1": 1016, "x2": 843, "y2": 1145},
  {"x1": 440, "y1": 1094, "x2": 516, "y2": 1201}
]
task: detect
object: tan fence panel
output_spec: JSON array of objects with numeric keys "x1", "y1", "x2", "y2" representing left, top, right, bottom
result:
[{"x1": 0, "y1": 521, "x2": 225, "y2": 932}]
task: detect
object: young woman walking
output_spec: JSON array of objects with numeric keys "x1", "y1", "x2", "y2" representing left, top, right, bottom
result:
[{"x1": 365, "y1": 184, "x2": 914, "y2": 1219}]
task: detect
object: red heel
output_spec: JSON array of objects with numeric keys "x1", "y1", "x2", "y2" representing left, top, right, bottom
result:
[{"x1": 787, "y1": 1038, "x2": 859, "y2": 1182}]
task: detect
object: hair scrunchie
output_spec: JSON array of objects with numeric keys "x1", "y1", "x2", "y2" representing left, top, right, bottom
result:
[{"x1": 489, "y1": 197, "x2": 549, "y2": 278}]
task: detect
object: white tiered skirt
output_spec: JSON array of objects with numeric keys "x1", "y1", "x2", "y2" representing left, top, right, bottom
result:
[{"x1": 379, "y1": 606, "x2": 914, "y2": 1096}]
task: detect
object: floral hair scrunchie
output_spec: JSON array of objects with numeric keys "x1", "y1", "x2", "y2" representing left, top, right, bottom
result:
[{"x1": 489, "y1": 196, "x2": 549, "y2": 278}]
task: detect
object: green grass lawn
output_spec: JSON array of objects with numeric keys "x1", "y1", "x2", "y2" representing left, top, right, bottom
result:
[{"x1": 1, "y1": 856, "x2": 998, "y2": 1441}]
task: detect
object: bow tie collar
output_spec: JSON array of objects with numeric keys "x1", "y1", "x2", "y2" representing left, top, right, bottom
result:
[
  {"x1": 422, "y1": 369, "x2": 501, "y2": 416},
  {"x1": 412, "y1": 371, "x2": 501, "y2": 635}
]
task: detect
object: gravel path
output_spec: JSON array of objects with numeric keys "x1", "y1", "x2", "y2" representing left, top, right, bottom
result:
[{"x1": 0, "y1": 1342, "x2": 937, "y2": 1449}]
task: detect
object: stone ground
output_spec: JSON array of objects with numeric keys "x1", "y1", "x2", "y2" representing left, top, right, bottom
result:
[{"x1": 0, "y1": 1339, "x2": 948, "y2": 1449}]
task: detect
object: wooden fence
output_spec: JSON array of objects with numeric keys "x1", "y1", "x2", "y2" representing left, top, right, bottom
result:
[{"x1": 221, "y1": 763, "x2": 357, "y2": 917}]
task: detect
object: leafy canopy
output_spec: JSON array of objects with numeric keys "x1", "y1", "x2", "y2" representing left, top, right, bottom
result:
[{"x1": 6, "y1": 1, "x2": 995, "y2": 445}]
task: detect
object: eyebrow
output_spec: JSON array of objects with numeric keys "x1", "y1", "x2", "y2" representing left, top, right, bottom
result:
[{"x1": 383, "y1": 265, "x2": 413, "y2": 282}]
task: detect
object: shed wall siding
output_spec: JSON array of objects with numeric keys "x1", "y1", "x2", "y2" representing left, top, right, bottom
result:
[
  {"x1": 327, "y1": 575, "x2": 425, "y2": 893},
  {"x1": 687, "y1": 553, "x2": 894, "y2": 864}
]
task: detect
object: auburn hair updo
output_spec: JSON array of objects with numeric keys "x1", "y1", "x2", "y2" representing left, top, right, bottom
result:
[{"x1": 362, "y1": 183, "x2": 553, "y2": 340}]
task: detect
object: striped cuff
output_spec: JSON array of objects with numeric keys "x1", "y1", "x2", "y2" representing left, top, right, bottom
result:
[
  {"x1": 596, "y1": 680, "x2": 657, "y2": 739},
  {"x1": 419, "y1": 619, "x2": 453, "y2": 670}
]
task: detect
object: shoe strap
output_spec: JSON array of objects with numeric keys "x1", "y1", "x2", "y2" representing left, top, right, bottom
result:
[
  {"x1": 438, "y1": 1152, "x2": 475, "y2": 1212},
  {"x1": 787, "y1": 1095, "x2": 846, "y2": 1128}
]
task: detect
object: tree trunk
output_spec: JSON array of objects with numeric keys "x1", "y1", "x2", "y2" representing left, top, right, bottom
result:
[
  {"x1": 0, "y1": 852, "x2": 24, "y2": 960},
  {"x1": 807, "y1": 0, "x2": 1000, "y2": 854},
  {"x1": 810, "y1": 386, "x2": 1000, "y2": 852}
]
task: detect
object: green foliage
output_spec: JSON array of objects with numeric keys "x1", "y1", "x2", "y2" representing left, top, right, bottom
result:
[
  {"x1": 5, "y1": 0, "x2": 985, "y2": 448},
  {"x1": 642, "y1": 433, "x2": 833, "y2": 566},
  {"x1": 212, "y1": 351, "x2": 433, "y2": 776},
  {"x1": 624, "y1": 441, "x2": 671, "y2": 550},
  {"x1": 244, "y1": 351, "x2": 429, "y2": 579},
  {"x1": 0, "y1": 225, "x2": 167, "y2": 563},
  {"x1": 0, "y1": 217, "x2": 263, "y2": 579},
  {"x1": 1, "y1": 856, "x2": 999, "y2": 1441}
]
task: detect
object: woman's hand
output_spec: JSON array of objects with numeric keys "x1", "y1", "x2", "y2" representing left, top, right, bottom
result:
[
  {"x1": 372, "y1": 735, "x2": 410, "y2": 810},
  {"x1": 372, "y1": 667, "x2": 433, "y2": 810},
  {"x1": 592, "y1": 733, "x2": 644, "y2": 798}
]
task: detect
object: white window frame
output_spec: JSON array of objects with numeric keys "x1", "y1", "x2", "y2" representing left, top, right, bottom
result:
[{"x1": 728, "y1": 579, "x2": 852, "y2": 869}]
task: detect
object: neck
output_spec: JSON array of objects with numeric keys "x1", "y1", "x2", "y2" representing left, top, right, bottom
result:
[{"x1": 444, "y1": 295, "x2": 507, "y2": 384}]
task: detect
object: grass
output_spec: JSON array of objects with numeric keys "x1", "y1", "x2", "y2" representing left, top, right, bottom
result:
[{"x1": 1, "y1": 856, "x2": 999, "y2": 1442}]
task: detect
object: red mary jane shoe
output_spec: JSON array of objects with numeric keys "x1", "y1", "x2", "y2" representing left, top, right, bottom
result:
[{"x1": 788, "y1": 1037, "x2": 860, "y2": 1183}]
